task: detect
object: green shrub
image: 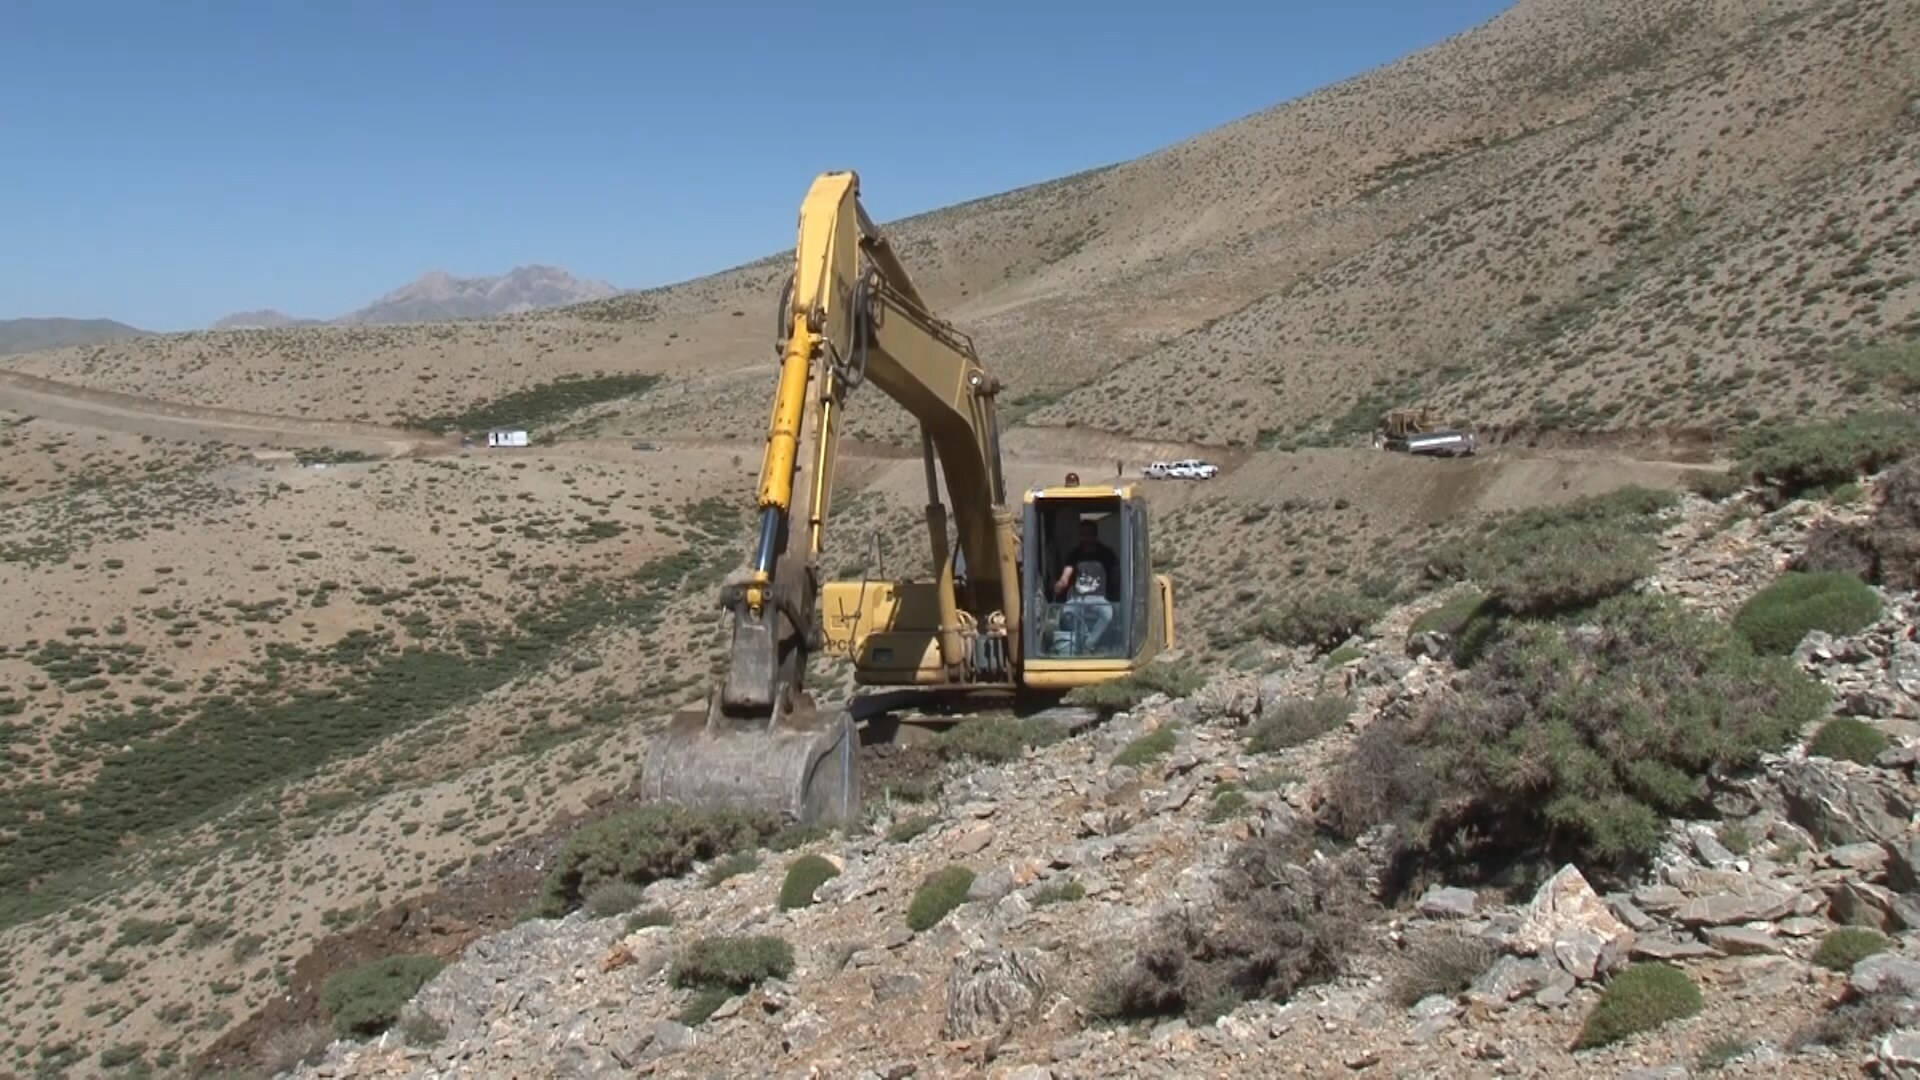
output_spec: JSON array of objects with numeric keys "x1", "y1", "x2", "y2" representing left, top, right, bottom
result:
[
  {"x1": 1112, "y1": 727, "x2": 1177, "y2": 767},
  {"x1": 1387, "y1": 931, "x2": 1499, "y2": 1007},
  {"x1": 319, "y1": 954, "x2": 447, "y2": 1038},
  {"x1": 704, "y1": 851, "x2": 759, "y2": 887},
  {"x1": 1063, "y1": 661, "x2": 1205, "y2": 712},
  {"x1": 1207, "y1": 789, "x2": 1251, "y2": 823},
  {"x1": 1247, "y1": 696, "x2": 1350, "y2": 753},
  {"x1": 1807, "y1": 717, "x2": 1890, "y2": 766},
  {"x1": 624, "y1": 906, "x2": 673, "y2": 932},
  {"x1": 539, "y1": 805, "x2": 778, "y2": 916},
  {"x1": 1433, "y1": 487, "x2": 1676, "y2": 620},
  {"x1": 1086, "y1": 832, "x2": 1372, "y2": 1025},
  {"x1": 1030, "y1": 880, "x2": 1087, "y2": 907},
  {"x1": 932, "y1": 716, "x2": 1066, "y2": 763},
  {"x1": 1685, "y1": 469, "x2": 1744, "y2": 502},
  {"x1": 584, "y1": 881, "x2": 647, "y2": 918},
  {"x1": 1735, "y1": 411, "x2": 1920, "y2": 503},
  {"x1": 1732, "y1": 571, "x2": 1882, "y2": 655},
  {"x1": 1814, "y1": 927, "x2": 1891, "y2": 971},
  {"x1": 1246, "y1": 590, "x2": 1385, "y2": 651},
  {"x1": 668, "y1": 935, "x2": 794, "y2": 1017},
  {"x1": 906, "y1": 865, "x2": 975, "y2": 931},
  {"x1": 778, "y1": 854, "x2": 841, "y2": 911},
  {"x1": 1847, "y1": 339, "x2": 1920, "y2": 395},
  {"x1": 886, "y1": 813, "x2": 940, "y2": 844},
  {"x1": 1409, "y1": 590, "x2": 1487, "y2": 637},
  {"x1": 767, "y1": 824, "x2": 832, "y2": 852},
  {"x1": 1574, "y1": 963, "x2": 1702, "y2": 1049},
  {"x1": 1320, "y1": 593, "x2": 1829, "y2": 881}
]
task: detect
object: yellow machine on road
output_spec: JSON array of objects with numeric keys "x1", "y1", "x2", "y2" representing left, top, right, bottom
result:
[{"x1": 642, "y1": 170, "x2": 1175, "y2": 824}]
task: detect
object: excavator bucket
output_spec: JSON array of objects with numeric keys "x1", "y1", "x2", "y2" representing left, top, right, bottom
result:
[{"x1": 640, "y1": 690, "x2": 861, "y2": 826}]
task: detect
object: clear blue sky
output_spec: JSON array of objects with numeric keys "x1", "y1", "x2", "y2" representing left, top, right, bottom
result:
[{"x1": 1, "y1": 0, "x2": 1515, "y2": 331}]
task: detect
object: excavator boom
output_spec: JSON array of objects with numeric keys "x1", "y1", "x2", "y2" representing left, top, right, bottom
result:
[{"x1": 642, "y1": 171, "x2": 1023, "y2": 824}]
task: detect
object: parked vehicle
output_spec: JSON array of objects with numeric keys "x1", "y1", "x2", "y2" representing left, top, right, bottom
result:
[
  {"x1": 1145, "y1": 459, "x2": 1218, "y2": 479},
  {"x1": 1167, "y1": 458, "x2": 1219, "y2": 479}
]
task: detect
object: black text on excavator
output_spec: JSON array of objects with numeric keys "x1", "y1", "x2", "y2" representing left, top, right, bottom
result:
[{"x1": 640, "y1": 170, "x2": 1176, "y2": 825}]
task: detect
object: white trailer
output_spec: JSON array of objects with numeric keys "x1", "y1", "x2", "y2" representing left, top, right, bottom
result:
[{"x1": 486, "y1": 429, "x2": 530, "y2": 448}]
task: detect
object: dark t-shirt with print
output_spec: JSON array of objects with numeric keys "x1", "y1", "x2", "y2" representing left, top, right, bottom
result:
[{"x1": 1065, "y1": 544, "x2": 1118, "y2": 600}]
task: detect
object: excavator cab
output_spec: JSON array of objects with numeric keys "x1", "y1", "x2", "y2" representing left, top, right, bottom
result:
[{"x1": 1019, "y1": 483, "x2": 1173, "y2": 684}]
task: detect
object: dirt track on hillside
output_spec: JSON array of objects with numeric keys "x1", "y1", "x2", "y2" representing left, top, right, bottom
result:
[{"x1": 0, "y1": 369, "x2": 447, "y2": 456}]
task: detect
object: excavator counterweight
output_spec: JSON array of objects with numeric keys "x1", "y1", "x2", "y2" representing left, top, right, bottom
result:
[{"x1": 640, "y1": 171, "x2": 1175, "y2": 826}]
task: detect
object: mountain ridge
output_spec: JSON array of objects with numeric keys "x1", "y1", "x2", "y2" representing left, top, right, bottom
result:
[
  {"x1": 213, "y1": 264, "x2": 623, "y2": 329},
  {"x1": 0, "y1": 316, "x2": 152, "y2": 356}
]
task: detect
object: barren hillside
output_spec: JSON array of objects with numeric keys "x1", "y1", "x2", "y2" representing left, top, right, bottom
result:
[{"x1": 11, "y1": 0, "x2": 1916, "y2": 455}]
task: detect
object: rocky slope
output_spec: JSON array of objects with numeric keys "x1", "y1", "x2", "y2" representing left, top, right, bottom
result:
[{"x1": 281, "y1": 464, "x2": 1920, "y2": 1080}]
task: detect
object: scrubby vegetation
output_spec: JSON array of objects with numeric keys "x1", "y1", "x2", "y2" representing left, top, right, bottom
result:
[
  {"x1": 1731, "y1": 570, "x2": 1883, "y2": 655},
  {"x1": 1112, "y1": 726, "x2": 1177, "y2": 767},
  {"x1": 1574, "y1": 962, "x2": 1702, "y2": 1049},
  {"x1": 1086, "y1": 832, "x2": 1373, "y2": 1026},
  {"x1": 1244, "y1": 589, "x2": 1387, "y2": 652},
  {"x1": 668, "y1": 935, "x2": 795, "y2": 1024},
  {"x1": 403, "y1": 372, "x2": 663, "y2": 434},
  {"x1": 1813, "y1": 927, "x2": 1891, "y2": 971},
  {"x1": 1792, "y1": 457, "x2": 1920, "y2": 589},
  {"x1": 1063, "y1": 661, "x2": 1205, "y2": 712},
  {"x1": 1437, "y1": 487, "x2": 1676, "y2": 619},
  {"x1": 1386, "y1": 931, "x2": 1499, "y2": 1008},
  {"x1": 1246, "y1": 695, "x2": 1350, "y2": 753},
  {"x1": 932, "y1": 716, "x2": 1068, "y2": 764},
  {"x1": 778, "y1": 854, "x2": 841, "y2": 911},
  {"x1": 1806, "y1": 717, "x2": 1890, "y2": 766},
  {"x1": 1734, "y1": 411, "x2": 1920, "y2": 505},
  {"x1": 319, "y1": 954, "x2": 447, "y2": 1038},
  {"x1": 539, "y1": 805, "x2": 779, "y2": 916},
  {"x1": 906, "y1": 865, "x2": 975, "y2": 931},
  {"x1": 1320, "y1": 592, "x2": 1828, "y2": 886}
]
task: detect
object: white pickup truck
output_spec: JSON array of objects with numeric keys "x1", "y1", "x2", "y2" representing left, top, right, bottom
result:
[{"x1": 1145, "y1": 458, "x2": 1219, "y2": 479}]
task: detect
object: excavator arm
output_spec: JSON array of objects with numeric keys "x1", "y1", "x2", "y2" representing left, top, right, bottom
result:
[{"x1": 643, "y1": 170, "x2": 1023, "y2": 824}]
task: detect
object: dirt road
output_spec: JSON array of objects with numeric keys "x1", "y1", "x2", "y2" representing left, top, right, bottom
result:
[{"x1": 0, "y1": 369, "x2": 446, "y2": 457}]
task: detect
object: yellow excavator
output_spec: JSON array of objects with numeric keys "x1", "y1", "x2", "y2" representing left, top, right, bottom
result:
[{"x1": 641, "y1": 170, "x2": 1176, "y2": 825}]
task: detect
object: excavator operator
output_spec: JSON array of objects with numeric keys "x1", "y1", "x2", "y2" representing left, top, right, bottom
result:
[{"x1": 1053, "y1": 517, "x2": 1119, "y2": 653}]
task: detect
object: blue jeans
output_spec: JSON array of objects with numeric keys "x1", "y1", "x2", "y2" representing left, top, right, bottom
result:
[{"x1": 1062, "y1": 597, "x2": 1114, "y2": 654}]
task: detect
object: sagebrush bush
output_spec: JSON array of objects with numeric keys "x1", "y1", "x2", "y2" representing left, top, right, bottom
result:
[
  {"x1": 1247, "y1": 696, "x2": 1350, "y2": 753},
  {"x1": 1246, "y1": 590, "x2": 1385, "y2": 651},
  {"x1": 1086, "y1": 832, "x2": 1373, "y2": 1025},
  {"x1": 1063, "y1": 661, "x2": 1206, "y2": 712},
  {"x1": 1408, "y1": 590, "x2": 1487, "y2": 637},
  {"x1": 539, "y1": 805, "x2": 778, "y2": 915},
  {"x1": 778, "y1": 854, "x2": 840, "y2": 910},
  {"x1": 1735, "y1": 411, "x2": 1920, "y2": 503},
  {"x1": 1320, "y1": 593, "x2": 1828, "y2": 883},
  {"x1": 584, "y1": 881, "x2": 647, "y2": 918},
  {"x1": 1814, "y1": 927, "x2": 1890, "y2": 971},
  {"x1": 1428, "y1": 487, "x2": 1675, "y2": 624},
  {"x1": 1387, "y1": 931, "x2": 1499, "y2": 1007},
  {"x1": 319, "y1": 954, "x2": 446, "y2": 1037},
  {"x1": 1575, "y1": 962, "x2": 1702, "y2": 1049},
  {"x1": 1112, "y1": 727, "x2": 1177, "y2": 767},
  {"x1": 668, "y1": 935, "x2": 794, "y2": 996},
  {"x1": 906, "y1": 865, "x2": 975, "y2": 931},
  {"x1": 1807, "y1": 717, "x2": 1890, "y2": 766},
  {"x1": 1732, "y1": 571, "x2": 1882, "y2": 655},
  {"x1": 932, "y1": 716, "x2": 1066, "y2": 763}
]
